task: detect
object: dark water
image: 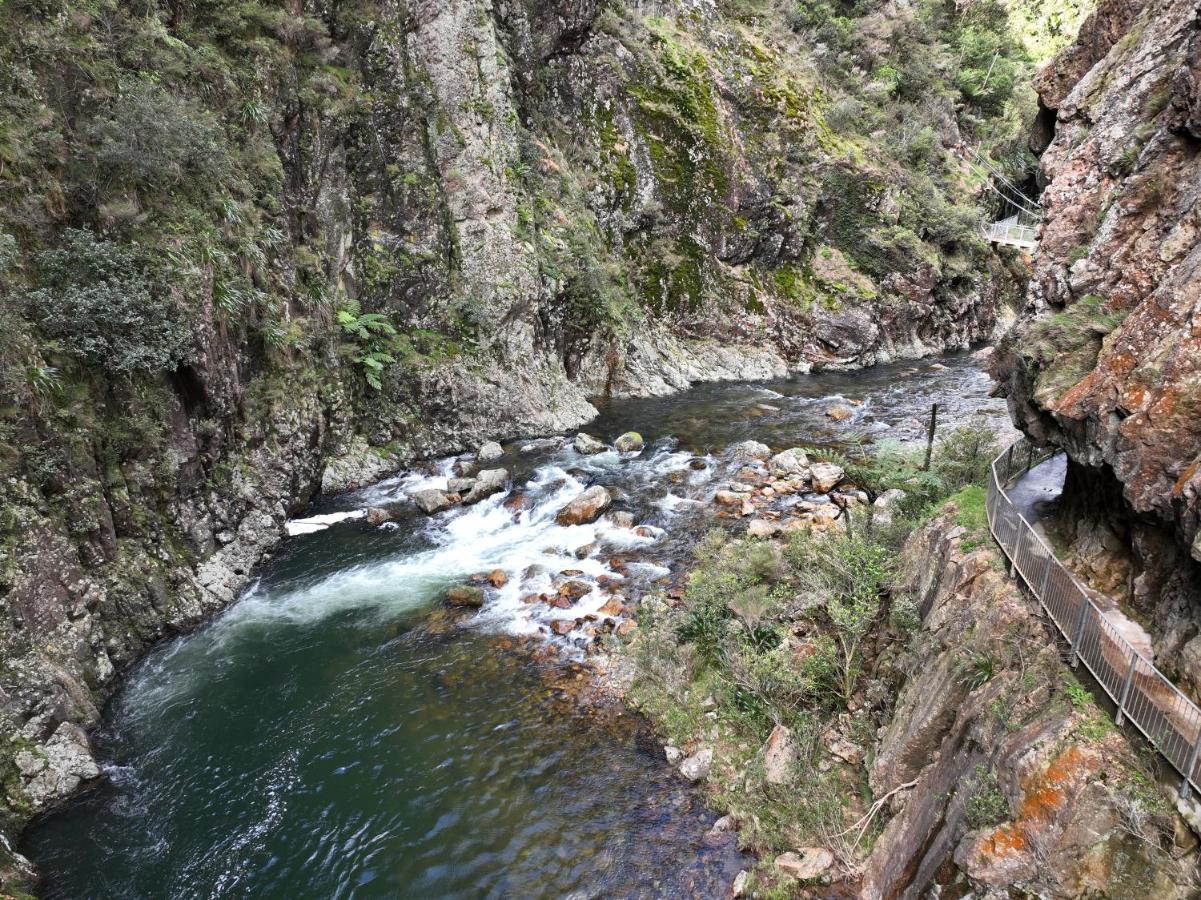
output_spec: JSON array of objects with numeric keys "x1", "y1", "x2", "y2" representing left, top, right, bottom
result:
[{"x1": 23, "y1": 352, "x2": 1006, "y2": 899}]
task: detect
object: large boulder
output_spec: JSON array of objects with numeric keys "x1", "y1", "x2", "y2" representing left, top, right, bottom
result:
[
  {"x1": 573, "y1": 433, "x2": 605, "y2": 454},
  {"x1": 447, "y1": 477, "x2": 475, "y2": 495},
  {"x1": 478, "y1": 440, "x2": 504, "y2": 462},
  {"x1": 810, "y1": 461, "x2": 846, "y2": 493},
  {"x1": 408, "y1": 488, "x2": 456, "y2": 515},
  {"x1": 614, "y1": 431, "x2": 645, "y2": 453},
  {"x1": 769, "y1": 448, "x2": 810, "y2": 478},
  {"x1": 555, "y1": 486, "x2": 611, "y2": 526},
  {"x1": 462, "y1": 468, "x2": 507, "y2": 504}
]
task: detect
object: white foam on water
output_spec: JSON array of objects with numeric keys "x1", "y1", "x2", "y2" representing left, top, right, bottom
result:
[{"x1": 285, "y1": 510, "x2": 367, "y2": 536}]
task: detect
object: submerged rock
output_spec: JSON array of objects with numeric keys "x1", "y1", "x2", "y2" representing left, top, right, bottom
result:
[
  {"x1": 462, "y1": 468, "x2": 507, "y2": 504},
  {"x1": 573, "y1": 433, "x2": 605, "y2": 455},
  {"x1": 614, "y1": 431, "x2": 644, "y2": 453},
  {"x1": 555, "y1": 486, "x2": 611, "y2": 526},
  {"x1": 408, "y1": 488, "x2": 455, "y2": 515},
  {"x1": 446, "y1": 585, "x2": 485, "y2": 607},
  {"x1": 366, "y1": 507, "x2": 396, "y2": 526}
]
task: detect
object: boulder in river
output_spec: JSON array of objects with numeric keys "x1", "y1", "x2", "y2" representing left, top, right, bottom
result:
[
  {"x1": 714, "y1": 490, "x2": 747, "y2": 507},
  {"x1": 826, "y1": 405, "x2": 854, "y2": 421},
  {"x1": 462, "y1": 468, "x2": 508, "y2": 504},
  {"x1": 769, "y1": 448, "x2": 810, "y2": 478},
  {"x1": 555, "y1": 486, "x2": 611, "y2": 526},
  {"x1": 810, "y1": 461, "x2": 846, "y2": 493},
  {"x1": 478, "y1": 440, "x2": 504, "y2": 462},
  {"x1": 366, "y1": 507, "x2": 397, "y2": 526},
  {"x1": 550, "y1": 619, "x2": 575, "y2": 636},
  {"x1": 486, "y1": 569, "x2": 507, "y2": 588},
  {"x1": 729, "y1": 440, "x2": 771, "y2": 462},
  {"x1": 775, "y1": 848, "x2": 833, "y2": 880},
  {"x1": 448, "y1": 477, "x2": 475, "y2": 495},
  {"x1": 679, "y1": 748, "x2": 713, "y2": 782},
  {"x1": 606, "y1": 510, "x2": 636, "y2": 528},
  {"x1": 614, "y1": 431, "x2": 644, "y2": 453},
  {"x1": 408, "y1": 489, "x2": 456, "y2": 515},
  {"x1": 573, "y1": 433, "x2": 605, "y2": 454},
  {"x1": 446, "y1": 585, "x2": 485, "y2": 607},
  {"x1": 557, "y1": 580, "x2": 593, "y2": 603}
]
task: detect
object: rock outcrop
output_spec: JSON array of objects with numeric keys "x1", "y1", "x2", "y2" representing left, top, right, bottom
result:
[
  {"x1": 994, "y1": 0, "x2": 1201, "y2": 687},
  {"x1": 862, "y1": 508, "x2": 1195, "y2": 897}
]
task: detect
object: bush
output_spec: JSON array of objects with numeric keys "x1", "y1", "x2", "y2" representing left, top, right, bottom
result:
[
  {"x1": 26, "y1": 229, "x2": 192, "y2": 375},
  {"x1": 84, "y1": 81, "x2": 232, "y2": 192}
]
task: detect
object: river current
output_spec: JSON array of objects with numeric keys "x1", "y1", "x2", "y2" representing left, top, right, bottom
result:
[{"x1": 23, "y1": 353, "x2": 1009, "y2": 898}]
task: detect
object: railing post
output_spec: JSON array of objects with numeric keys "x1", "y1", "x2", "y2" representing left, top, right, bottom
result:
[
  {"x1": 1005, "y1": 445, "x2": 1014, "y2": 481},
  {"x1": 1069, "y1": 598, "x2": 1089, "y2": 668},
  {"x1": 1115, "y1": 656, "x2": 1137, "y2": 726},
  {"x1": 1180, "y1": 733, "x2": 1201, "y2": 799}
]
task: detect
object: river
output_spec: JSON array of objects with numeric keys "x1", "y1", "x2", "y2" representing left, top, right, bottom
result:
[{"x1": 23, "y1": 353, "x2": 1008, "y2": 898}]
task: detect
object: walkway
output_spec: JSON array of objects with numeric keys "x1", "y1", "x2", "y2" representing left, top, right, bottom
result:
[
  {"x1": 983, "y1": 215, "x2": 1038, "y2": 250},
  {"x1": 987, "y1": 441, "x2": 1201, "y2": 797}
]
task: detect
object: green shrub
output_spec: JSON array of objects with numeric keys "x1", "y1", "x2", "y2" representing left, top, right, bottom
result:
[
  {"x1": 26, "y1": 229, "x2": 191, "y2": 375},
  {"x1": 84, "y1": 80, "x2": 233, "y2": 193},
  {"x1": 964, "y1": 764, "x2": 1009, "y2": 828}
]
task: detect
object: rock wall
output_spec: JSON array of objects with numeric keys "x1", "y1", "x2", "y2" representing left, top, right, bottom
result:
[
  {"x1": 994, "y1": 0, "x2": 1201, "y2": 690},
  {"x1": 0, "y1": 0, "x2": 1027, "y2": 881},
  {"x1": 862, "y1": 509, "x2": 1195, "y2": 898}
]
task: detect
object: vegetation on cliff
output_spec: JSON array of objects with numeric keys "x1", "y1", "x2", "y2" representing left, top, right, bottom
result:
[{"x1": 617, "y1": 426, "x2": 1195, "y2": 895}]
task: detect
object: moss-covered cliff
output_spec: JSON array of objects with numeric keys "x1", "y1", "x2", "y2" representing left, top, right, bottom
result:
[{"x1": 0, "y1": 0, "x2": 1062, "y2": 880}]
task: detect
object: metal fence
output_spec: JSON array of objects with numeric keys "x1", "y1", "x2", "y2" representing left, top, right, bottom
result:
[
  {"x1": 982, "y1": 219, "x2": 1038, "y2": 249},
  {"x1": 987, "y1": 439, "x2": 1201, "y2": 798}
]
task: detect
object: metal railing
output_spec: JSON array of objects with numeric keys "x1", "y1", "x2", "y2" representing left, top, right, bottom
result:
[
  {"x1": 987, "y1": 439, "x2": 1201, "y2": 798},
  {"x1": 982, "y1": 219, "x2": 1038, "y2": 249}
]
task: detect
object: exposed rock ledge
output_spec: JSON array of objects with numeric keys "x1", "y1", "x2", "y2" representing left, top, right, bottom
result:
[{"x1": 862, "y1": 507, "x2": 1195, "y2": 898}]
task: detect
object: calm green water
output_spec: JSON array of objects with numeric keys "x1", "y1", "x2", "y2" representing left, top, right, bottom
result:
[{"x1": 24, "y1": 353, "x2": 1005, "y2": 899}]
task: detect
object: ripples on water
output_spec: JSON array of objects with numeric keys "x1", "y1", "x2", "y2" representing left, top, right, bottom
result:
[{"x1": 24, "y1": 353, "x2": 1007, "y2": 898}]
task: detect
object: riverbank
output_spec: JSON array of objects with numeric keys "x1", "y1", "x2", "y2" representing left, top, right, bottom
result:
[{"x1": 11, "y1": 354, "x2": 1010, "y2": 896}]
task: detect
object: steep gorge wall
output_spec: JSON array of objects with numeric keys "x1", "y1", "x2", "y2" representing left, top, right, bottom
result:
[
  {"x1": 0, "y1": 0, "x2": 1028, "y2": 879},
  {"x1": 863, "y1": 510, "x2": 1194, "y2": 898},
  {"x1": 995, "y1": 0, "x2": 1201, "y2": 694}
]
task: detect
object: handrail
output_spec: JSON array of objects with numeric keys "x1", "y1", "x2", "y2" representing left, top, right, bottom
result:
[
  {"x1": 983, "y1": 221, "x2": 1038, "y2": 249},
  {"x1": 985, "y1": 439, "x2": 1201, "y2": 798}
]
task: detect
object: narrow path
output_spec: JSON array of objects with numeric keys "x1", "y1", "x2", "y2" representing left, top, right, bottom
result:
[
  {"x1": 1008, "y1": 456, "x2": 1154, "y2": 659},
  {"x1": 1009, "y1": 454, "x2": 1065, "y2": 524},
  {"x1": 992, "y1": 444, "x2": 1201, "y2": 796}
]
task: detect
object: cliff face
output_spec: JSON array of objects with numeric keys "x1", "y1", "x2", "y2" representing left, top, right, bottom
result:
[
  {"x1": 864, "y1": 510, "x2": 1194, "y2": 899},
  {"x1": 0, "y1": 0, "x2": 1031, "y2": 869},
  {"x1": 995, "y1": 0, "x2": 1201, "y2": 691}
]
